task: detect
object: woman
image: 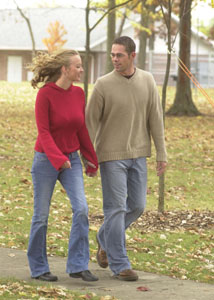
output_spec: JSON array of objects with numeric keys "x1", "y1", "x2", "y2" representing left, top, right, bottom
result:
[{"x1": 27, "y1": 49, "x2": 99, "y2": 282}]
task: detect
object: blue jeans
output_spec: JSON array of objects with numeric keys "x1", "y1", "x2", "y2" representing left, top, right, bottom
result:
[
  {"x1": 27, "y1": 151, "x2": 89, "y2": 277},
  {"x1": 98, "y1": 158, "x2": 147, "y2": 274}
]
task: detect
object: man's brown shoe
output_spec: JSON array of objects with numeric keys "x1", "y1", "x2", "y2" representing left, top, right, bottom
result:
[
  {"x1": 96, "y1": 234, "x2": 108, "y2": 268},
  {"x1": 114, "y1": 269, "x2": 138, "y2": 281}
]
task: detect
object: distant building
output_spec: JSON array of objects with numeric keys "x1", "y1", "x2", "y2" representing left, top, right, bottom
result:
[{"x1": 0, "y1": 7, "x2": 213, "y2": 86}]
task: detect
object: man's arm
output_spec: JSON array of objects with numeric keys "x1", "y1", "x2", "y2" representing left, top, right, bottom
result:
[
  {"x1": 85, "y1": 83, "x2": 104, "y2": 144},
  {"x1": 148, "y1": 76, "x2": 167, "y2": 163}
]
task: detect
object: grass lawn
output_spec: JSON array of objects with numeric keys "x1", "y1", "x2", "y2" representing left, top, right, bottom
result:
[
  {"x1": 0, "y1": 81, "x2": 214, "y2": 297},
  {"x1": 0, "y1": 278, "x2": 114, "y2": 299}
]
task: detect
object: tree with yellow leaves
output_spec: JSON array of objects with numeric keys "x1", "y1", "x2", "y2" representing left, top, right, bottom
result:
[{"x1": 42, "y1": 21, "x2": 67, "y2": 53}]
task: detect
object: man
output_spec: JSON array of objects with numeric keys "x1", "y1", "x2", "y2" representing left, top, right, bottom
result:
[{"x1": 86, "y1": 36, "x2": 167, "y2": 281}]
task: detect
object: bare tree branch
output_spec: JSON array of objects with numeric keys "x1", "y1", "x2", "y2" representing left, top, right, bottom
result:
[
  {"x1": 116, "y1": 0, "x2": 141, "y2": 37},
  {"x1": 14, "y1": 0, "x2": 36, "y2": 59},
  {"x1": 90, "y1": 0, "x2": 133, "y2": 32}
]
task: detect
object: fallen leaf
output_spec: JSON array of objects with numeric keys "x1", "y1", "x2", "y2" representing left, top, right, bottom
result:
[
  {"x1": 137, "y1": 286, "x2": 150, "y2": 292},
  {"x1": 8, "y1": 253, "x2": 15, "y2": 257}
]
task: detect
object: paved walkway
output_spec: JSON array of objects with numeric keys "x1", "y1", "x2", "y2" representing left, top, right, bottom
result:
[{"x1": 1, "y1": 247, "x2": 214, "y2": 300}]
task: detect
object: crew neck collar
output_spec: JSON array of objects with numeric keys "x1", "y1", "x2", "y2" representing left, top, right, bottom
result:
[{"x1": 123, "y1": 68, "x2": 136, "y2": 79}]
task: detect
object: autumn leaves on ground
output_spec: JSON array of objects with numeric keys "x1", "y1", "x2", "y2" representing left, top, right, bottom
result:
[{"x1": 0, "y1": 82, "x2": 214, "y2": 299}]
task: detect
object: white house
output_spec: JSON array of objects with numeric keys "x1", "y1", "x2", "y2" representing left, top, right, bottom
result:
[{"x1": 0, "y1": 7, "x2": 213, "y2": 86}]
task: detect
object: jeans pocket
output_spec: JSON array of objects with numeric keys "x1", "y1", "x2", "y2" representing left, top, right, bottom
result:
[
  {"x1": 34, "y1": 151, "x2": 48, "y2": 162},
  {"x1": 31, "y1": 151, "x2": 55, "y2": 174}
]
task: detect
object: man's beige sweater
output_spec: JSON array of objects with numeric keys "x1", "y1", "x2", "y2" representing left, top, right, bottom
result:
[{"x1": 86, "y1": 68, "x2": 167, "y2": 163}]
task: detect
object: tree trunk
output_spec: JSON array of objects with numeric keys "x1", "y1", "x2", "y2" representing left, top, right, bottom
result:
[
  {"x1": 158, "y1": 0, "x2": 173, "y2": 213},
  {"x1": 105, "y1": 0, "x2": 116, "y2": 74},
  {"x1": 167, "y1": 0, "x2": 200, "y2": 116},
  {"x1": 148, "y1": 4, "x2": 155, "y2": 72},
  {"x1": 137, "y1": 0, "x2": 149, "y2": 70},
  {"x1": 116, "y1": 12, "x2": 126, "y2": 38},
  {"x1": 84, "y1": 0, "x2": 90, "y2": 103}
]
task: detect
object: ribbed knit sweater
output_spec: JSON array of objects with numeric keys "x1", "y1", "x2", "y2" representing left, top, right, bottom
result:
[
  {"x1": 34, "y1": 82, "x2": 98, "y2": 172},
  {"x1": 86, "y1": 68, "x2": 167, "y2": 163}
]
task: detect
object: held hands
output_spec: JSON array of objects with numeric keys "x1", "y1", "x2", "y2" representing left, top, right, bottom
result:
[
  {"x1": 60, "y1": 158, "x2": 97, "y2": 177},
  {"x1": 81, "y1": 155, "x2": 97, "y2": 177},
  {"x1": 85, "y1": 161, "x2": 97, "y2": 177},
  {"x1": 156, "y1": 161, "x2": 167, "y2": 176}
]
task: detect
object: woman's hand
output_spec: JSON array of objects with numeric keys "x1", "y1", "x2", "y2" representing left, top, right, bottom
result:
[{"x1": 61, "y1": 160, "x2": 71, "y2": 169}]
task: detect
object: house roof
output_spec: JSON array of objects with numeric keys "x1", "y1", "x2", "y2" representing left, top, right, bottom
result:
[
  {"x1": 0, "y1": 7, "x2": 213, "y2": 53},
  {"x1": 0, "y1": 7, "x2": 107, "y2": 51}
]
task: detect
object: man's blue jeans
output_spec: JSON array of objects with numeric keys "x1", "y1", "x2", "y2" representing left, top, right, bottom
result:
[
  {"x1": 27, "y1": 151, "x2": 89, "y2": 277},
  {"x1": 98, "y1": 158, "x2": 147, "y2": 275}
]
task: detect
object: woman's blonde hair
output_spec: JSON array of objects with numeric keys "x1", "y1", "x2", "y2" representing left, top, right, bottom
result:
[{"x1": 28, "y1": 49, "x2": 79, "y2": 88}]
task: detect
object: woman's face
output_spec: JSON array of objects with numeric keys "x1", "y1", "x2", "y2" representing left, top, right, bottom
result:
[{"x1": 65, "y1": 55, "x2": 84, "y2": 82}]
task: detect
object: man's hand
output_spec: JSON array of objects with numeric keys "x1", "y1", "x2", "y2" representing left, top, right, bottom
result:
[{"x1": 156, "y1": 161, "x2": 167, "y2": 176}]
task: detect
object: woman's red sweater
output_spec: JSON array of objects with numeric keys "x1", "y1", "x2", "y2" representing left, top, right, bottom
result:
[{"x1": 34, "y1": 82, "x2": 98, "y2": 172}]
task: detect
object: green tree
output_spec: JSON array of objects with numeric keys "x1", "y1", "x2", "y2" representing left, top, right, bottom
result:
[{"x1": 200, "y1": 19, "x2": 214, "y2": 40}]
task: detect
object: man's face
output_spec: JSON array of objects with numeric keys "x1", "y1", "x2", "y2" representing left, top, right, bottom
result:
[{"x1": 111, "y1": 44, "x2": 135, "y2": 75}]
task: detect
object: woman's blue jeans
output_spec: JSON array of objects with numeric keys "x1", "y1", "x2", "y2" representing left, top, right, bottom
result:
[
  {"x1": 98, "y1": 158, "x2": 147, "y2": 275},
  {"x1": 27, "y1": 151, "x2": 89, "y2": 277}
]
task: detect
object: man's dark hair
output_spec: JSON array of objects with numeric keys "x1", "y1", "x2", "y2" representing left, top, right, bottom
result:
[{"x1": 112, "y1": 36, "x2": 136, "y2": 55}]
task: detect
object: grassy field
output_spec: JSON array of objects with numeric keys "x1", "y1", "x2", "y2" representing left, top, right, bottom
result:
[{"x1": 0, "y1": 81, "x2": 214, "y2": 297}]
